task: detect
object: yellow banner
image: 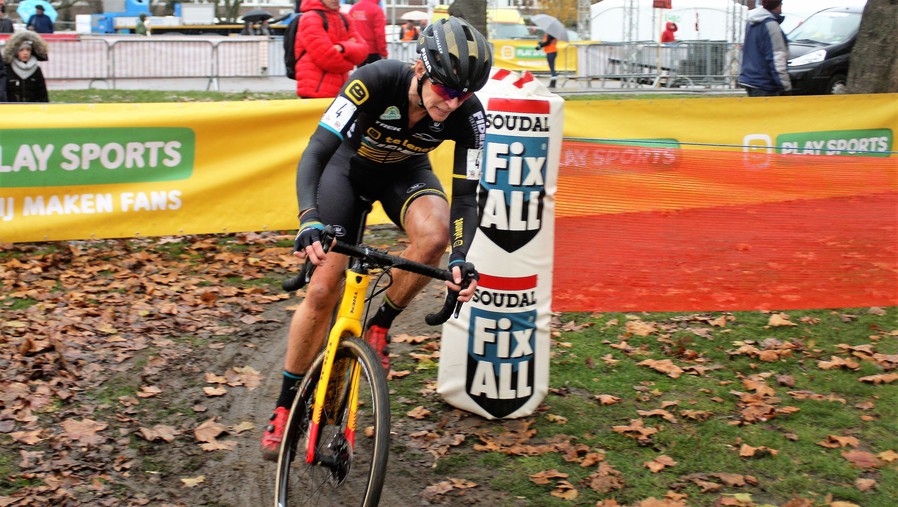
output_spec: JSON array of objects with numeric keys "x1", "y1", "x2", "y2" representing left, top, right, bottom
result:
[
  {"x1": 491, "y1": 39, "x2": 578, "y2": 73},
  {"x1": 2, "y1": 93, "x2": 895, "y2": 244}
]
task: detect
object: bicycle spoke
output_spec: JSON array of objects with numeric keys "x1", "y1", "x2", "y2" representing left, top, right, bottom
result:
[{"x1": 275, "y1": 338, "x2": 390, "y2": 507}]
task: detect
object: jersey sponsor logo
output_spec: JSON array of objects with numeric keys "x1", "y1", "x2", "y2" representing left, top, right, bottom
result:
[
  {"x1": 321, "y1": 97, "x2": 357, "y2": 133},
  {"x1": 366, "y1": 127, "x2": 382, "y2": 140},
  {"x1": 344, "y1": 80, "x2": 369, "y2": 105},
  {"x1": 468, "y1": 110, "x2": 487, "y2": 149},
  {"x1": 379, "y1": 106, "x2": 401, "y2": 121},
  {"x1": 375, "y1": 121, "x2": 401, "y2": 132},
  {"x1": 406, "y1": 182, "x2": 426, "y2": 194},
  {"x1": 429, "y1": 121, "x2": 444, "y2": 132},
  {"x1": 412, "y1": 132, "x2": 441, "y2": 143},
  {"x1": 465, "y1": 274, "x2": 538, "y2": 418}
]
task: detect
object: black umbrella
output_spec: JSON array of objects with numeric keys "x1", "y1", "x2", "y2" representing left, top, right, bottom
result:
[{"x1": 242, "y1": 9, "x2": 273, "y2": 23}]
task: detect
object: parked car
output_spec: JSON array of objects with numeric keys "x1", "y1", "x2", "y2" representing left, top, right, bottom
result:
[{"x1": 786, "y1": 4, "x2": 865, "y2": 95}]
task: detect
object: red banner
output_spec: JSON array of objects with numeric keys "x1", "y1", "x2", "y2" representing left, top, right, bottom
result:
[{"x1": 552, "y1": 142, "x2": 897, "y2": 312}]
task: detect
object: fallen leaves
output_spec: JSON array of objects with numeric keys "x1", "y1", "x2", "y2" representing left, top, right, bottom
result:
[
  {"x1": 139, "y1": 424, "x2": 180, "y2": 443},
  {"x1": 739, "y1": 444, "x2": 779, "y2": 458},
  {"x1": 859, "y1": 372, "x2": 898, "y2": 384},
  {"x1": 841, "y1": 449, "x2": 882, "y2": 469},
  {"x1": 644, "y1": 455, "x2": 677, "y2": 473},
  {"x1": 60, "y1": 418, "x2": 108, "y2": 447},
  {"x1": 637, "y1": 358, "x2": 684, "y2": 378},
  {"x1": 193, "y1": 417, "x2": 237, "y2": 451},
  {"x1": 611, "y1": 418, "x2": 659, "y2": 445}
]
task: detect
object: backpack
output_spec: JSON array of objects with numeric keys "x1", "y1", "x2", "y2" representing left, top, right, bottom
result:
[{"x1": 284, "y1": 10, "x2": 350, "y2": 80}]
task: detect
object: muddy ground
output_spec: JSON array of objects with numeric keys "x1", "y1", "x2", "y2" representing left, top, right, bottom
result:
[
  {"x1": 1, "y1": 232, "x2": 526, "y2": 507},
  {"x1": 146, "y1": 278, "x2": 521, "y2": 507}
]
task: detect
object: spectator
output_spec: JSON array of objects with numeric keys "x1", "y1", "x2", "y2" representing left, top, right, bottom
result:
[
  {"x1": 293, "y1": 0, "x2": 367, "y2": 98},
  {"x1": 240, "y1": 20, "x2": 257, "y2": 35},
  {"x1": 4, "y1": 31, "x2": 49, "y2": 102},
  {"x1": 0, "y1": 0, "x2": 15, "y2": 34},
  {"x1": 135, "y1": 12, "x2": 150, "y2": 36},
  {"x1": 400, "y1": 20, "x2": 419, "y2": 41},
  {"x1": 739, "y1": 0, "x2": 791, "y2": 97},
  {"x1": 349, "y1": 0, "x2": 388, "y2": 66},
  {"x1": 0, "y1": 48, "x2": 5, "y2": 102},
  {"x1": 259, "y1": 19, "x2": 271, "y2": 35},
  {"x1": 535, "y1": 32, "x2": 558, "y2": 88},
  {"x1": 27, "y1": 5, "x2": 54, "y2": 34},
  {"x1": 661, "y1": 21, "x2": 677, "y2": 43}
]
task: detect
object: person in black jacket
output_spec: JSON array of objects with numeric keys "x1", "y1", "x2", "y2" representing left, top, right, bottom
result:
[
  {"x1": 0, "y1": 1, "x2": 16, "y2": 34},
  {"x1": 4, "y1": 31, "x2": 50, "y2": 102}
]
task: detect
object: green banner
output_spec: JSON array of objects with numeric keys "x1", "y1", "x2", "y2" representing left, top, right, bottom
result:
[
  {"x1": 1, "y1": 127, "x2": 196, "y2": 188},
  {"x1": 777, "y1": 129, "x2": 892, "y2": 157}
]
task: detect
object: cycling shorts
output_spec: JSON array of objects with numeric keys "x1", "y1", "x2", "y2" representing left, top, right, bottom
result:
[{"x1": 317, "y1": 144, "x2": 448, "y2": 241}]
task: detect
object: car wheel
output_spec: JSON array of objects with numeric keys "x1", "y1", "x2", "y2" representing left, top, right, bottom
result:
[{"x1": 827, "y1": 74, "x2": 848, "y2": 94}]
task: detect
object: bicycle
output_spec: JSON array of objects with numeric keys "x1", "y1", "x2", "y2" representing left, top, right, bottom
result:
[{"x1": 274, "y1": 206, "x2": 477, "y2": 507}]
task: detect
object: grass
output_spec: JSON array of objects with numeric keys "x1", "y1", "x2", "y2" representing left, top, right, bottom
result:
[
  {"x1": 386, "y1": 307, "x2": 897, "y2": 506},
  {"x1": 14, "y1": 88, "x2": 896, "y2": 506}
]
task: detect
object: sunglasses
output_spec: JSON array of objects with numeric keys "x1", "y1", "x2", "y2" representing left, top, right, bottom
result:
[{"x1": 428, "y1": 78, "x2": 474, "y2": 102}]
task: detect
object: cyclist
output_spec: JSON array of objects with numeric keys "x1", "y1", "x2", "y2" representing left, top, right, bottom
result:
[{"x1": 261, "y1": 16, "x2": 492, "y2": 461}]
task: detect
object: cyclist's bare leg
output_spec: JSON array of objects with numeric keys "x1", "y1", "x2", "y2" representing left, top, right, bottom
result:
[
  {"x1": 384, "y1": 194, "x2": 450, "y2": 307},
  {"x1": 284, "y1": 252, "x2": 349, "y2": 374}
]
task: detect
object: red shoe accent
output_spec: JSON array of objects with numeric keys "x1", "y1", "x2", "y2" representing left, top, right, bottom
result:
[
  {"x1": 365, "y1": 325, "x2": 391, "y2": 372},
  {"x1": 260, "y1": 406, "x2": 289, "y2": 462}
]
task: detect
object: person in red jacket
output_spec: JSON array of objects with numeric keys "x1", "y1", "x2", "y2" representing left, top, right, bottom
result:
[
  {"x1": 294, "y1": 0, "x2": 368, "y2": 98},
  {"x1": 661, "y1": 21, "x2": 678, "y2": 43},
  {"x1": 349, "y1": 0, "x2": 388, "y2": 66}
]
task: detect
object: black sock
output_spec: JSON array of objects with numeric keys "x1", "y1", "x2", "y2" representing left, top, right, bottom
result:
[
  {"x1": 276, "y1": 370, "x2": 304, "y2": 409},
  {"x1": 366, "y1": 294, "x2": 405, "y2": 330}
]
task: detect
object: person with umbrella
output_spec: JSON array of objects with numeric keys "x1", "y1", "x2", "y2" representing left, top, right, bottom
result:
[
  {"x1": 531, "y1": 14, "x2": 568, "y2": 89},
  {"x1": 27, "y1": 4, "x2": 54, "y2": 33},
  {"x1": 535, "y1": 32, "x2": 558, "y2": 88}
]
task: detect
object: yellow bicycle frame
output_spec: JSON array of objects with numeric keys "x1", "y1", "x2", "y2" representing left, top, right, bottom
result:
[{"x1": 305, "y1": 270, "x2": 370, "y2": 464}]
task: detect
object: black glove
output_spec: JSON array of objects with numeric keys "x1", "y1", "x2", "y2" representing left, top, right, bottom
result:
[
  {"x1": 294, "y1": 209, "x2": 324, "y2": 253},
  {"x1": 535, "y1": 45, "x2": 541, "y2": 51},
  {"x1": 449, "y1": 260, "x2": 479, "y2": 287}
]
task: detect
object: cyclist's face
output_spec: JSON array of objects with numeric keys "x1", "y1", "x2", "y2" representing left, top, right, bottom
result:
[{"x1": 415, "y1": 62, "x2": 466, "y2": 121}]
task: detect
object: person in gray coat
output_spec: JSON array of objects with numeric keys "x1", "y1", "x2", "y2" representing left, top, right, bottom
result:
[{"x1": 738, "y1": 0, "x2": 791, "y2": 96}]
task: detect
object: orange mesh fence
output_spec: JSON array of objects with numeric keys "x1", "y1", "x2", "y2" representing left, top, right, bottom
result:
[{"x1": 553, "y1": 140, "x2": 898, "y2": 312}]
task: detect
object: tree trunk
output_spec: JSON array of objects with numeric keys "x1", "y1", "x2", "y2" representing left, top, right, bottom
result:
[
  {"x1": 847, "y1": 0, "x2": 898, "y2": 93},
  {"x1": 448, "y1": 0, "x2": 487, "y2": 40}
]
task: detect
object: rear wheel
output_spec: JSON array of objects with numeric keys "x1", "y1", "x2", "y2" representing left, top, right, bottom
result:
[{"x1": 274, "y1": 338, "x2": 390, "y2": 507}]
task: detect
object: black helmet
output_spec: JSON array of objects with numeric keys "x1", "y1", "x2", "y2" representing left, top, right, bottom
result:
[{"x1": 417, "y1": 17, "x2": 492, "y2": 93}]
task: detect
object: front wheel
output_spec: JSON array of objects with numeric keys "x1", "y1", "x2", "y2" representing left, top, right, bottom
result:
[
  {"x1": 274, "y1": 337, "x2": 391, "y2": 507},
  {"x1": 827, "y1": 73, "x2": 847, "y2": 94}
]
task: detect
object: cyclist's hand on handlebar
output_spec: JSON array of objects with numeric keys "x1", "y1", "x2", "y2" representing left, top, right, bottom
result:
[
  {"x1": 294, "y1": 210, "x2": 327, "y2": 265},
  {"x1": 447, "y1": 262, "x2": 478, "y2": 302}
]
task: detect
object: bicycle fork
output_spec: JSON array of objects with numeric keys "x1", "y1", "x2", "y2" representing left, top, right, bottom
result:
[{"x1": 306, "y1": 270, "x2": 369, "y2": 464}]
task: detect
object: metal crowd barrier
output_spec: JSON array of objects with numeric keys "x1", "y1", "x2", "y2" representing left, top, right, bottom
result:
[
  {"x1": 568, "y1": 41, "x2": 740, "y2": 89},
  {"x1": 10, "y1": 36, "x2": 740, "y2": 91}
]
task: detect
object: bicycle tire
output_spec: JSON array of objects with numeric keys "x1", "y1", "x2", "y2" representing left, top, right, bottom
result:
[{"x1": 274, "y1": 337, "x2": 390, "y2": 507}]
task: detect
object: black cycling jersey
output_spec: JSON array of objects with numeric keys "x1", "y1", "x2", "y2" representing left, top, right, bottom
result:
[{"x1": 296, "y1": 59, "x2": 487, "y2": 265}]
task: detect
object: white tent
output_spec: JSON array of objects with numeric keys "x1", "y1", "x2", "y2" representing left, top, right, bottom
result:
[{"x1": 590, "y1": 0, "x2": 747, "y2": 43}]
